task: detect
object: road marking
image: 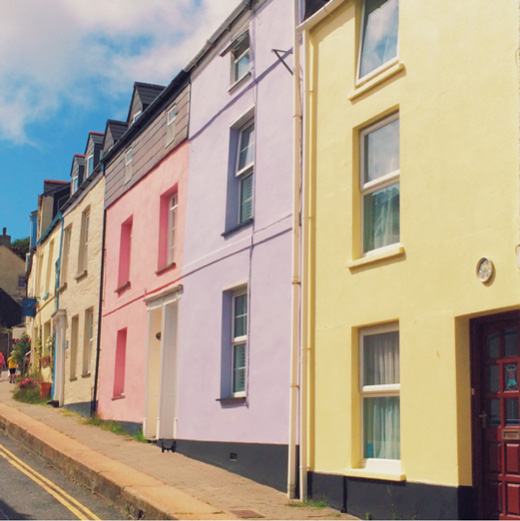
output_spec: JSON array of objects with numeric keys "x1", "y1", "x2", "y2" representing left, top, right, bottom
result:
[{"x1": 0, "y1": 443, "x2": 100, "y2": 520}]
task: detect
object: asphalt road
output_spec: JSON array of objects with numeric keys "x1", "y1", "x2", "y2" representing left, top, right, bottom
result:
[{"x1": 0, "y1": 432, "x2": 128, "y2": 520}]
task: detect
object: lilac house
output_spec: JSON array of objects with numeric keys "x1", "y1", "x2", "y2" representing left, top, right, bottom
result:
[{"x1": 175, "y1": 0, "x2": 295, "y2": 490}]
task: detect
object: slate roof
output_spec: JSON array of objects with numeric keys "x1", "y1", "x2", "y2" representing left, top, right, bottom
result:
[{"x1": 135, "y1": 82, "x2": 165, "y2": 107}]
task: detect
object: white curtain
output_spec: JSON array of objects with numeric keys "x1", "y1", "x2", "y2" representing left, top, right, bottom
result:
[{"x1": 363, "y1": 331, "x2": 400, "y2": 459}]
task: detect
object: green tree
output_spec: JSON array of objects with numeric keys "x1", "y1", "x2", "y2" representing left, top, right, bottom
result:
[{"x1": 11, "y1": 237, "x2": 30, "y2": 259}]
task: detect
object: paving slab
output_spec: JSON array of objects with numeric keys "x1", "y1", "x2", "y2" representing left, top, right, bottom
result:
[{"x1": 0, "y1": 373, "x2": 356, "y2": 520}]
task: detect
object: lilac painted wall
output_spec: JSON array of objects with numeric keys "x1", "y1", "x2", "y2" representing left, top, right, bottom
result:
[{"x1": 179, "y1": 0, "x2": 294, "y2": 445}]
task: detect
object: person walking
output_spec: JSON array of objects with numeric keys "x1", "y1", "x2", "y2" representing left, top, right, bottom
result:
[
  {"x1": 0, "y1": 352, "x2": 5, "y2": 376},
  {"x1": 7, "y1": 352, "x2": 17, "y2": 384}
]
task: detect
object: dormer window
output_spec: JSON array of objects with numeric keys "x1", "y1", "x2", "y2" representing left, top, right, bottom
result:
[
  {"x1": 72, "y1": 174, "x2": 79, "y2": 195},
  {"x1": 124, "y1": 148, "x2": 133, "y2": 184},
  {"x1": 132, "y1": 111, "x2": 142, "y2": 125},
  {"x1": 166, "y1": 105, "x2": 177, "y2": 145},
  {"x1": 231, "y1": 32, "x2": 250, "y2": 85},
  {"x1": 86, "y1": 155, "x2": 94, "y2": 178}
]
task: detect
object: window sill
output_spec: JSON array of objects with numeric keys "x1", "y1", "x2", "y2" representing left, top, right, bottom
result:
[
  {"x1": 344, "y1": 468, "x2": 406, "y2": 482},
  {"x1": 75, "y1": 270, "x2": 88, "y2": 282},
  {"x1": 216, "y1": 397, "x2": 246, "y2": 405},
  {"x1": 348, "y1": 62, "x2": 405, "y2": 102},
  {"x1": 156, "y1": 262, "x2": 176, "y2": 275},
  {"x1": 228, "y1": 72, "x2": 251, "y2": 93},
  {"x1": 112, "y1": 393, "x2": 126, "y2": 401},
  {"x1": 222, "y1": 218, "x2": 253, "y2": 238},
  {"x1": 57, "y1": 283, "x2": 68, "y2": 293},
  {"x1": 346, "y1": 244, "x2": 405, "y2": 271},
  {"x1": 115, "y1": 281, "x2": 131, "y2": 294},
  {"x1": 69, "y1": 377, "x2": 77, "y2": 382},
  {"x1": 81, "y1": 372, "x2": 91, "y2": 378}
]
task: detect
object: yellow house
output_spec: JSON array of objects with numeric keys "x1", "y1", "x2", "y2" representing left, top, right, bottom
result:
[
  {"x1": 301, "y1": 0, "x2": 520, "y2": 518},
  {"x1": 26, "y1": 181, "x2": 70, "y2": 384}
]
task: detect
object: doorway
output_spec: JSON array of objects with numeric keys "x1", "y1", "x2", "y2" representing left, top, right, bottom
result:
[
  {"x1": 472, "y1": 311, "x2": 520, "y2": 519},
  {"x1": 144, "y1": 293, "x2": 179, "y2": 441}
]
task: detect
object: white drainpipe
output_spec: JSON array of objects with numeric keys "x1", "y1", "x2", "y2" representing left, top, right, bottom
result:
[
  {"x1": 288, "y1": 0, "x2": 303, "y2": 500},
  {"x1": 290, "y1": 0, "x2": 348, "y2": 501}
]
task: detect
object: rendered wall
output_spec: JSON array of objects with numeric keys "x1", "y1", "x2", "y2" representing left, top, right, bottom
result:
[
  {"x1": 180, "y1": 0, "x2": 294, "y2": 446},
  {"x1": 308, "y1": 0, "x2": 520, "y2": 487},
  {"x1": 98, "y1": 142, "x2": 188, "y2": 423},
  {"x1": 59, "y1": 174, "x2": 105, "y2": 412}
]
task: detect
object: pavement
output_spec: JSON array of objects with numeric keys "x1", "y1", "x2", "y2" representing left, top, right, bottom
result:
[{"x1": 0, "y1": 372, "x2": 355, "y2": 520}]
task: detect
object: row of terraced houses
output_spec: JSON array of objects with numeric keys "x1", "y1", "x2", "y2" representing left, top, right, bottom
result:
[{"x1": 22, "y1": 0, "x2": 520, "y2": 518}]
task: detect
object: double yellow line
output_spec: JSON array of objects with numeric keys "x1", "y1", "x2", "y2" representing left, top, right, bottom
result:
[{"x1": 0, "y1": 442, "x2": 100, "y2": 520}]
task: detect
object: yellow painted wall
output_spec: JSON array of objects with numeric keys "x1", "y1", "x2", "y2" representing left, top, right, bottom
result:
[
  {"x1": 0, "y1": 245, "x2": 26, "y2": 303},
  {"x1": 308, "y1": 0, "x2": 519, "y2": 487},
  {"x1": 27, "y1": 222, "x2": 61, "y2": 380}
]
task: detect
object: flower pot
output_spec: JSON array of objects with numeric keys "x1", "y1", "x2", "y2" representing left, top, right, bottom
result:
[{"x1": 40, "y1": 382, "x2": 52, "y2": 398}]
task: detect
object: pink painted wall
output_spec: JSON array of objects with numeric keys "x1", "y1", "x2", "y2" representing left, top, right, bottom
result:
[{"x1": 98, "y1": 142, "x2": 188, "y2": 422}]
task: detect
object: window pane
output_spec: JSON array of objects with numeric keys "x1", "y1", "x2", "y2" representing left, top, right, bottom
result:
[
  {"x1": 363, "y1": 396, "x2": 400, "y2": 459},
  {"x1": 235, "y1": 51, "x2": 250, "y2": 81},
  {"x1": 505, "y1": 330, "x2": 518, "y2": 357},
  {"x1": 488, "y1": 365, "x2": 500, "y2": 393},
  {"x1": 363, "y1": 182, "x2": 399, "y2": 252},
  {"x1": 234, "y1": 294, "x2": 247, "y2": 338},
  {"x1": 238, "y1": 124, "x2": 255, "y2": 171},
  {"x1": 359, "y1": 0, "x2": 399, "y2": 79},
  {"x1": 506, "y1": 399, "x2": 520, "y2": 426},
  {"x1": 488, "y1": 333, "x2": 500, "y2": 358},
  {"x1": 364, "y1": 118, "x2": 399, "y2": 183},
  {"x1": 240, "y1": 174, "x2": 253, "y2": 223},
  {"x1": 233, "y1": 343, "x2": 246, "y2": 394},
  {"x1": 363, "y1": 330, "x2": 399, "y2": 385},
  {"x1": 505, "y1": 363, "x2": 518, "y2": 391},
  {"x1": 489, "y1": 399, "x2": 501, "y2": 426}
]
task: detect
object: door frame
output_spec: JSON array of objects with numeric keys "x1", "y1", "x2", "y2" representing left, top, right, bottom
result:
[
  {"x1": 471, "y1": 309, "x2": 520, "y2": 519},
  {"x1": 143, "y1": 285, "x2": 182, "y2": 440}
]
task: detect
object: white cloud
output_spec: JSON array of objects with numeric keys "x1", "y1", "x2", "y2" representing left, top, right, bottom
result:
[{"x1": 0, "y1": 0, "x2": 242, "y2": 144}]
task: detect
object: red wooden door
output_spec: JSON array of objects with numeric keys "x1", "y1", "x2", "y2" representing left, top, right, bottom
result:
[{"x1": 474, "y1": 313, "x2": 520, "y2": 519}]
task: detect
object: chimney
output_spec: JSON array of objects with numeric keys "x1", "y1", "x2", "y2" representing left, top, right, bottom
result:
[{"x1": 0, "y1": 227, "x2": 11, "y2": 247}]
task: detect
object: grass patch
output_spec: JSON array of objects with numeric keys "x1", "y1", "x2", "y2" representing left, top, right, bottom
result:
[
  {"x1": 12, "y1": 386, "x2": 47, "y2": 405},
  {"x1": 83, "y1": 414, "x2": 148, "y2": 443},
  {"x1": 289, "y1": 499, "x2": 328, "y2": 509},
  {"x1": 132, "y1": 430, "x2": 148, "y2": 443},
  {"x1": 83, "y1": 414, "x2": 127, "y2": 436}
]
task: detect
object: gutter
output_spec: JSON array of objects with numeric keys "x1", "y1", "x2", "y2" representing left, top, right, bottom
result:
[{"x1": 296, "y1": 0, "x2": 346, "y2": 33}]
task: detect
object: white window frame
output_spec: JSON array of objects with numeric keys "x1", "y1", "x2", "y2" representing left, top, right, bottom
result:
[
  {"x1": 78, "y1": 209, "x2": 89, "y2": 274},
  {"x1": 360, "y1": 113, "x2": 400, "y2": 255},
  {"x1": 236, "y1": 121, "x2": 255, "y2": 224},
  {"x1": 359, "y1": 323, "x2": 400, "y2": 474},
  {"x1": 124, "y1": 148, "x2": 133, "y2": 184},
  {"x1": 231, "y1": 32, "x2": 250, "y2": 85},
  {"x1": 167, "y1": 192, "x2": 178, "y2": 265},
  {"x1": 132, "y1": 111, "x2": 142, "y2": 124},
  {"x1": 86, "y1": 155, "x2": 94, "y2": 178},
  {"x1": 356, "y1": 0, "x2": 399, "y2": 84},
  {"x1": 231, "y1": 289, "x2": 248, "y2": 398},
  {"x1": 166, "y1": 105, "x2": 177, "y2": 145},
  {"x1": 61, "y1": 226, "x2": 71, "y2": 286},
  {"x1": 82, "y1": 308, "x2": 94, "y2": 376},
  {"x1": 72, "y1": 174, "x2": 79, "y2": 195}
]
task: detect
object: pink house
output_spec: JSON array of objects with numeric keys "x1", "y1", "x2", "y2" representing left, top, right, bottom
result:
[{"x1": 97, "y1": 76, "x2": 190, "y2": 439}]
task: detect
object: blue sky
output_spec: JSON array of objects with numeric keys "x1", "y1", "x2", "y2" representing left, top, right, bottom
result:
[{"x1": 0, "y1": 0, "x2": 241, "y2": 241}]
